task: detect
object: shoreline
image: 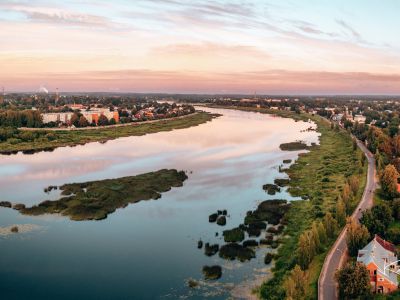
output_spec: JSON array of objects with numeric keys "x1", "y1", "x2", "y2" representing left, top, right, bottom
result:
[
  {"x1": 207, "y1": 105, "x2": 368, "y2": 299},
  {"x1": 0, "y1": 111, "x2": 219, "y2": 155}
]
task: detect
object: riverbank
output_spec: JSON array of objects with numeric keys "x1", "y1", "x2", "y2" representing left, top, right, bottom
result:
[
  {"x1": 207, "y1": 105, "x2": 367, "y2": 299},
  {"x1": 0, "y1": 111, "x2": 218, "y2": 155}
]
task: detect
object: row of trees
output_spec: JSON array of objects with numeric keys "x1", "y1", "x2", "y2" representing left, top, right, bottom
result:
[
  {"x1": 336, "y1": 119, "x2": 400, "y2": 298},
  {"x1": 0, "y1": 110, "x2": 43, "y2": 128}
]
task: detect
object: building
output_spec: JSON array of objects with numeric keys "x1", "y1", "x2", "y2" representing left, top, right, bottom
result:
[
  {"x1": 42, "y1": 108, "x2": 119, "y2": 125},
  {"x1": 357, "y1": 235, "x2": 399, "y2": 294},
  {"x1": 354, "y1": 114, "x2": 366, "y2": 123}
]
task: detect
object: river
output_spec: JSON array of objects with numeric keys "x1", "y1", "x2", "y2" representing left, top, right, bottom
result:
[{"x1": 0, "y1": 108, "x2": 319, "y2": 299}]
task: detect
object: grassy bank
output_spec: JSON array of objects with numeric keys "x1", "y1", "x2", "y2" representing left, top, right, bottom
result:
[
  {"x1": 0, "y1": 111, "x2": 218, "y2": 154},
  {"x1": 208, "y1": 105, "x2": 367, "y2": 299},
  {"x1": 17, "y1": 169, "x2": 188, "y2": 221}
]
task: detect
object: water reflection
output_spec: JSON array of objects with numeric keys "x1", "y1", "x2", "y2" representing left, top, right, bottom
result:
[{"x1": 0, "y1": 108, "x2": 319, "y2": 299}]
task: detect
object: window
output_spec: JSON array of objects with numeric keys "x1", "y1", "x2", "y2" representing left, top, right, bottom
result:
[{"x1": 374, "y1": 270, "x2": 377, "y2": 275}]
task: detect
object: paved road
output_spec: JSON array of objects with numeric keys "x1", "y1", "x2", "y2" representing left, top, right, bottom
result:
[{"x1": 318, "y1": 139, "x2": 377, "y2": 300}]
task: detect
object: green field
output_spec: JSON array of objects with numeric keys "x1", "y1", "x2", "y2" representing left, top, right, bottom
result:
[{"x1": 0, "y1": 111, "x2": 218, "y2": 154}]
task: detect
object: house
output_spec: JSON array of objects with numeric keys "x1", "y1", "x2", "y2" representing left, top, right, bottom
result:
[
  {"x1": 357, "y1": 235, "x2": 399, "y2": 294},
  {"x1": 354, "y1": 114, "x2": 366, "y2": 124}
]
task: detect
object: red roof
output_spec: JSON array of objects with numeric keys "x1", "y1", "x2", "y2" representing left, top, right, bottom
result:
[
  {"x1": 375, "y1": 235, "x2": 396, "y2": 253},
  {"x1": 397, "y1": 184, "x2": 400, "y2": 193}
]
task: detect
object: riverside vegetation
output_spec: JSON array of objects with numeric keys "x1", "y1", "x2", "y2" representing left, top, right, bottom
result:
[
  {"x1": 0, "y1": 111, "x2": 218, "y2": 154},
  {"x1": 207, "y1": 105, "x2": 367, "y2": 300},
  {"x1": 6, "y1": 169, "x2": 187, "y2": 221}
]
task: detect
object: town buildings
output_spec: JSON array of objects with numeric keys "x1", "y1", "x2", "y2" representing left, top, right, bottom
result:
[
  {"x1": 42, "y1": 108, "x2": 119, "y2": 125},
  {"x1": 357, "y1": 235, "x2": 399, "y2": 294}
]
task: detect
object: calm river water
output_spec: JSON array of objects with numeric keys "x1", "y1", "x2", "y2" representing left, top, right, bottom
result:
[{"x1": 0, "y1": 108, "x2": 319, "y2": 299}]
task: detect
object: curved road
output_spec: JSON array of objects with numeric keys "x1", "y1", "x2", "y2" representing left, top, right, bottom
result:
[{"x1": 318, "y1": 139, "x2": 377, "y2": 300}]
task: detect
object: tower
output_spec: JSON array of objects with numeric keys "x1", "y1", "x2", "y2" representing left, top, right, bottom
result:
[{"x1": 55, "y1": 88, "x2": 59, "y2": 103}]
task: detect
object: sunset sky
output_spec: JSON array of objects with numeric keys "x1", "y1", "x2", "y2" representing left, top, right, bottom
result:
[{"x1": 1, "y1": 0, "x2": 400, "y2": 94}]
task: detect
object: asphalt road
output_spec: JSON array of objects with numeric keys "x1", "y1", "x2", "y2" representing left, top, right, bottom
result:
[{"x1": 318, "y1": 139, "x2": 376, "y2": 300}]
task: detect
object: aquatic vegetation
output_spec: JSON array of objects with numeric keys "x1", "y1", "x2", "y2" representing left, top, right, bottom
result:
[
  {"x1": 219, "y1": 243, "x2": 255, "y2": 262},
  {"x1": 242, "y1": 240, "x2": 258, "y2": 247},
  {"x1": 13, "y1": 204, "x2": 25, "y2": 210},
  {"x1": 274, "y1": 178, "x2": 290, "y2": 187},
  {"x1": 223, "y1": 227, "x2": 245, "y2": 243},
  {"x1": 202, "y1": 265, "x2": 222, "y2": 280},
  {"x1": 0, "y1": 201, "x2": 12, "y2": 208},
  {"x1": 204, "y1": 243, "x2": 219, "y2": 256},
  {"x1": 244, "y1": 200, "x2": 290, "y2": 226},
  {"x1": 208, "y1": 213, "x2": 218, "y2": 222},
  {"x1": 262, "y1": 184, "x2": 280, "y2": 195},
  {"x1": 264, "y1": 253, "x2": 274, "y2": 264},
  {"x1": 279, "y1": 141, "x2": 309, "y2": 151},
  {"x1": 18, "y1": 169, "x2": 188, "y2": 221},
  {"x1": 216, "y1": 216, "x2": 226, "y2": 226}
]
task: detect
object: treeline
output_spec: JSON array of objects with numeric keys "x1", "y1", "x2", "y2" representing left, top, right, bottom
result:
[
  {"x1": 0, "y1": 110, "x2": 42, "y2": 128},
  {"x1": 335, "y1": 120, "x2": 400, "y2": 298},
  {"x1": 285, "y1": 175, "x2": 362, "y2": 299}
]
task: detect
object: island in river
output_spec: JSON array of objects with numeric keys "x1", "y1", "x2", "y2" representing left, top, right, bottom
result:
[
  {"x1": 11, "y1": 169, "x2": 188, "y2": 221},
  {"x1": 0, "y1": 111, "x2": 219, "y2": 154}
]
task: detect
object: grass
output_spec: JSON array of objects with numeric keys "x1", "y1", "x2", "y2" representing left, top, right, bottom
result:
[
  {"x1": 207, "y1": 105, "x2": 367, "y2": 300},
  {"x1": 18, "y1": 169, "x2": 188, "y2": 221},
  {"x1": 0, "y1": 111, "x2": 218, "y2": 154}
]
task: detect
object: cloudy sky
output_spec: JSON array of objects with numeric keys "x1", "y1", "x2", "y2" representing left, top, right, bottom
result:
[{"x1": 1, "y1": 0, "x2": 400, "y2": 94}]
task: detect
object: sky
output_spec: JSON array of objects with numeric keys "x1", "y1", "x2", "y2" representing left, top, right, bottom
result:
[{"x1": 1, "y1": 0, "x2": 400, "y2": 94}]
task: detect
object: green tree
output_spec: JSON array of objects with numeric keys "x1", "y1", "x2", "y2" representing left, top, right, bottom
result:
[
  {"x1": 70, "y1": 113, "x2": 80, "y2": 127},
  {"x1": 297, "y1": 230, "x2": 316, "y2": 270},
  {"x1": 380, "y1": 164, "x2": 399, "y2": 198},
  {"x1": 336, "y1": 262, "x2": 371, "y2": 299},
  {"x1": 284, "y1": 265, "x2": 308, "y2": 300},
  {"x1": 324, "y1": 212, "x2": 338, "y2": 239},
  {"x1": 317, "y1": 221, "x2": 327, "y2": 245},
  {"x1": 336, "y1": 198, "x2": 346, "y2": 227},
  {"x1": 311, "y1": 221, "x2": 321, "y2": 252},
  {"x1": 348, "y1": 175, "x2": 360, "y2": 196},
  {"x1": 346, "y1": 218, "x2": 370, "y2": 257},
  {"x1": 78, "y1": 115, "x2": 89, "y2": 127},
  {"x1": 360, "y1": 203, "x2": 393, "y2": 237},
  {"x1": 98, "y1": 114, "x2": 109, "y2": 126}
]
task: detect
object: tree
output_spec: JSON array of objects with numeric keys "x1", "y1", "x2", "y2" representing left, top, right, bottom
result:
[
  {"x1": 311, "y1": 222, "x2": 321, "y2": 252},
  {"x1": 352, "y1": 138, "x2": 357, "y2": 151},
  {"x1": 78, "y1": 115, "x2": 89, "y2": 127},
  {"x1": 360, "y1": 203, "x2": 393, "y2": 237},
  {"x1": 348, "y1": 176, "x2": 360, "y2": 196},
  {"x1": 346, "y1": 218, "x2": 370, "y2": 257},
  {"x1": 341, "y1": 183, "x2": 352, "y2": 206},
  {"x1": 336, "y1": 198, "x2": 346, "y2": 226},
  {"x1": 380, "y1": 164, "x2": 399, "y2": 198},
  {"x1": 97, "y1": 114, "x2": 109, "y2": 126},
  {"x1": 297, "y1": 230, "x2": 316, "y2": 270},
  {"x1": 392, "y1": 198, "x2": 400, "y2": 220},
  {"x1": 393, "y1": 135, "x2": 400, "y2": 156},
  {"x1": 317, "y1": 221, "x2": 327, "y2": 245},
  {"x1": 70, "y1": 113, "x2": 80, "y2": 127},
  {"x1": 336, "y1": 262, "x2": 371, "y2": 299},
  {"x1": 324, "y1": 212, "x2": 338, "y2": 239},
  {"x1": 284, "y1": 265, "x2": 308, "y2": 300}
]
